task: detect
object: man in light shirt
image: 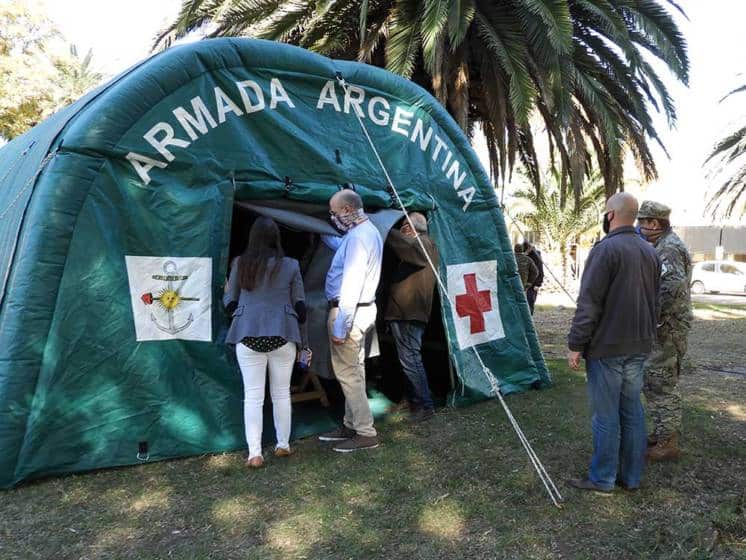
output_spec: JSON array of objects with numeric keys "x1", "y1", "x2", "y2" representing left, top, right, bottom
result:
[{"x1": 318, "y1": 189, "x2": 383, "y2": 452}]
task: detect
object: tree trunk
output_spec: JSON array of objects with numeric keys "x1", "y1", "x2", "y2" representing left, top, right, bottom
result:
[
  {"x1": 448, "y1": 45, "x2": 469, "y2": 131},
  {"x1": 560, "y1": 243, "x2": 569, "y2": 288}
]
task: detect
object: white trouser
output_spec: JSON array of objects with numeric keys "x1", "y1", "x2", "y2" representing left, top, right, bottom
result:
[{"x1": 235, "y1": 342, "x2": 296, "y2": 459}]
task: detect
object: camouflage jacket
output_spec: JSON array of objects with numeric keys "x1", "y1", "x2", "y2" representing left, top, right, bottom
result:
[
  {"x1": 515, "y1": 253, "x2": 539, "y2": 289},
  {"x1": 654, "y1": 229, "x2": 693, "y2": 333}
]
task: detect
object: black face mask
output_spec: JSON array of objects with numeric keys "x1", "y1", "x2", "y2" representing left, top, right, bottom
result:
[{"x1": 602, "y1": 212, "x2": 613, "y2": 234}]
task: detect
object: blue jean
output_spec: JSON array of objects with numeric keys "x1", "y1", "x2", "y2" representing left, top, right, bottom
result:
[
  {"x1": 586, "y1": 354, "x2": 648, "y2": 490},
  {"x1": 388, "y1": 321, "x2": 434, "y2": 411}
]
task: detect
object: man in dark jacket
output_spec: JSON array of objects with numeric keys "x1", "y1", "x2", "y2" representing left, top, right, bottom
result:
[
  {"x1": 567, "y1": 193, "x2": 661, "y2": 493},
  {"x1": 523, "y1": 242, "x2": 544, "y2": 314},
  {"x1": 514, "y1": 243, "x2": 539, "y2": 292},
  {"x1": 385, "y1": 212, "x2": 440, "y2": 421}
]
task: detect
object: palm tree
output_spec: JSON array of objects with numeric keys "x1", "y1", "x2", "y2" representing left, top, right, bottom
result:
[
  {"x1": 704, "y1": 83, "x2": 746, "y2": 219},
  {"x1": 156, "y1": 0, "x2": 688, "y2": 205},
  {"x1": 53, "y1": 45, "x2": 104, "y2": 108},
  {"x1": 512, "y1": 170, "x2": 604, "y2": 286}
]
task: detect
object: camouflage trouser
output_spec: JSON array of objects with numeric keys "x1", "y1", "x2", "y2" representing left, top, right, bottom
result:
[{"x1": 643, "y1": 331, "x2": 688, "y2": 440}]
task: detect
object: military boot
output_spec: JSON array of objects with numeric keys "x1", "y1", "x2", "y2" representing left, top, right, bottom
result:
[{"x1": 647, "y1": 433, "x2": 681, "y2": 462}]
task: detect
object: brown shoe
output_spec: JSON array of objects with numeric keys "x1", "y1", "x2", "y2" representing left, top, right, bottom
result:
[
  {"x1": 566, "y1": 478, "x2": 613, "y2": 494},
  {"x1": 409, "y1": 408, "x2": 435, "y2": 422},
  {"x1": 247, "y1": 456, "x2": 264, "y2": 468},
  {"x1": 332, "y1": 434, "x2": 380, "y2": 453},
  {"x1": 318, "y1": 426, "x2": 356, "y2": 442},
  {"x1": 647, "y1": 434, "x2": 681, "y2": 462},
  {"x1": 274, "y1": 447, "x2": 293, "y2": 458}
]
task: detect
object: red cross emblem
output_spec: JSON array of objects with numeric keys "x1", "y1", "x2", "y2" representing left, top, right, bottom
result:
[{"x1": 455, "y1": 273, "x2": 492, "y2": 334}]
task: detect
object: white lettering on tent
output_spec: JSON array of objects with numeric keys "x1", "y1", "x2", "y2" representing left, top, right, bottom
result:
[
  {"x1": 125, "y1": 76, "x2": 479, "y2": 212},
  {"x1": 458, "y1": 187, "x2": 476, "y2": 211},
  {"x1": 431, "y1": 135, "x2": 447, "y2": 163},
  {"x1": 214, "y1": 86, "x2": 244, "y2": 123},
  {"x1": 441, "y1": 149, "x2": 453, "y2": 172},
  {"x1": 343, "y1": 85, "x2": 366, "y2": 117},
  {"x1": 236, "y1": 80, "x2": 266, "y2": 113},
  {"x1": 126, "y1": 152, "x2": 168, "y2": 185},
  {"x1": 391, "y1": 107, "x2": 413, "y2": 137},
  {"x1": 270, "y1": 78, "x2": 295, "y2": 109},
  {"x1": 446, "y1": 160, "x2": 467, "y2": 191},
  {"x1": 173, "y1": 96, "x2": 218, "y2": 141},
  {"x1": 317, "y1": 81, "x2": 341, "y2": 112},
  {"x1": 144, "y1": 122, "x2": 190, "y2": 162},
  {"x1": 368, "y1": 96, "x2": 390, "y2": 126},
  {"x1": 410, "y1": 118, "x2": 433, "y2": 151}
]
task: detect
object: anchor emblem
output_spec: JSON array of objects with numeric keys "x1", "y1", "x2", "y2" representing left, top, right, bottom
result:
[{"x1": 140, "y1": 261, "x2": 200, "y2": 335}]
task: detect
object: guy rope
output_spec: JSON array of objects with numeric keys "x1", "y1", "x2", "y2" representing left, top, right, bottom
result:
[{"x1": 335, "y1": 74, "x2": 564, "y2": 508}]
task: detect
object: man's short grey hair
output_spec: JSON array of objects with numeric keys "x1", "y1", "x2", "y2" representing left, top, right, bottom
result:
[
  {"x1": 335, "y1": 189, "x2": 363, "y2": 210},
  {"x1": 407, "y1": 212, "x2": 428, "y2": 233}
]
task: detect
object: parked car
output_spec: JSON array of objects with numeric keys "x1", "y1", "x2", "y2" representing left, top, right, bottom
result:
[{"x1": 691, "y1": 260, "x2": 746, "y2": 294}]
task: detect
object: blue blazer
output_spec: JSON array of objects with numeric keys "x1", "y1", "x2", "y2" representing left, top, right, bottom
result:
[{"x1": 223, "y1": 256, "x2": 306, "y2": 345}]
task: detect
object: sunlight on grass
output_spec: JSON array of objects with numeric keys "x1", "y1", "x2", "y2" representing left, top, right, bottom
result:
[
  {"x1": 205, "y1": 453, "x2": 237, "y2": 470},
  {"x1": 726, "y1": 404, "x2": 746, "y2": 422},
  {"x1": 266, "y1": 512, "x2": 323, "y2": 555},
  {"x1": 91, "y1": 526, "x2": 139, "y2": 551},
  {"x1": 693, "y1": 306, "x2": 746, "y2": 321},
  {"x1": 128, "y1": 489, "x2": 170, "y2": 513},
  {"x1": 419, "y1": 499, "x2": 465, "y2": 540},
  {"x1": 212, "y1": 497, "x2": 257, "y2": 525}
]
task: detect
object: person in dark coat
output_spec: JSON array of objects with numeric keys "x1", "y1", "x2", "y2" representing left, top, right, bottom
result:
[
  {"x1": 522, "y1": 241, "x2": 544, "y2": 314},
  {"x1": 385, "y1": 213, "x2": 440, "y2": 421},
  {"x1": 566, "y1": 193, "x2": 661, "y2": 493},
  {"x1": 514, "y1": 243, "x2": 539, "y2": 293}
]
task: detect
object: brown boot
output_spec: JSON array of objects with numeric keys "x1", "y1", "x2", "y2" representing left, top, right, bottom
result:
[{"x1": 647, "y1": 433, "x2": 681, "y2": 462}]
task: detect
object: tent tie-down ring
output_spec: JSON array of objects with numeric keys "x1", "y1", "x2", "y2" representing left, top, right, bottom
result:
[{"x1": 334, "y1": 74, "x2": 564, "y2": 508}]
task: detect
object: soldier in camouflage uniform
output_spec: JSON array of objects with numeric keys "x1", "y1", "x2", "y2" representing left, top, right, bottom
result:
[{"x1": 637, "y1": 201, "x2": 693, "y2": 462}]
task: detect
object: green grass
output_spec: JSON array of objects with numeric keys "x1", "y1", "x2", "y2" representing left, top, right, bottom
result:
[
  {"x1": 1, "y1": 360, "x2": 744, "y2": 560},
  {"x1": 693, "y1": 302, "x2": 746, "y2": 314}
]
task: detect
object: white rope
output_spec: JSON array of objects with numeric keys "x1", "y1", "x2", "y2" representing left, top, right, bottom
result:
[
  {"x1": 334, "y1": 75, "x2": 563, "y2": 508},
  {"x1": 0, "y1": 149, "x2": 58, "y2": 308},
  {"x1": 0, "y1": 142, "x2": 33, "y2": 190},
  {"x1": 0, "y1": 150, "x2": 57, "y2": 222}
]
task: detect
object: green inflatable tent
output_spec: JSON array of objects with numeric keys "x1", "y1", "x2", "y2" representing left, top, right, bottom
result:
[{"x1": 0, "y1": 38, "x2": 548, "y2": 488}]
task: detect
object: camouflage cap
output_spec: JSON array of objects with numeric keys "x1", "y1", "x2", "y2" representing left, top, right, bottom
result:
[{"x1": 637, "y1": 200, "x2": 671, "y2": 220}]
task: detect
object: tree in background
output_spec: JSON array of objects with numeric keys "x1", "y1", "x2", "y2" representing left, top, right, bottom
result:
[
  {"x1": 53, "y1": 45, "x2": 104, "y2": 108},
  {"x1": 512, "y1": 170, "x2": 604, "y2": 286},
  {"x1": 0, "y1": 1, "x2": 59, "y2": 139},
  {"x1": 157, "y1": 0, "x2": 689, "y2": 204},
  {"x1": 0, "y1": 1, "x2": 104, "y2": 141},
  {"x1": 705, "y1": 83, "x2": 746, "y2": 219}
]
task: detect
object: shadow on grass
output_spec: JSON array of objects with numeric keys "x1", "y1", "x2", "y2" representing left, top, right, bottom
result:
[{"x1": 1, "y1": 360, "x2": 744, "y2": 560}]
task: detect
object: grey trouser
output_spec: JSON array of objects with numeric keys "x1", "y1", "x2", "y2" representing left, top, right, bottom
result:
[{"x1": 328, "y1": 305, "x2": 377, "y2": 437}]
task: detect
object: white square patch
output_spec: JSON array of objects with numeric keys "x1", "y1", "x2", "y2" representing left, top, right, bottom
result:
[
  {"x1": 447, "y1": 260, "x2": 505, "y2": 349},
  {"x1": 125, "y1": 256, "x2": 212, "y2": 342}
]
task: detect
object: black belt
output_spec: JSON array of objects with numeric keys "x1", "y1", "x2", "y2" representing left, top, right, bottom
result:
[{"x1": 328, "y1": 300, "x2": 375, "y2": 310}]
